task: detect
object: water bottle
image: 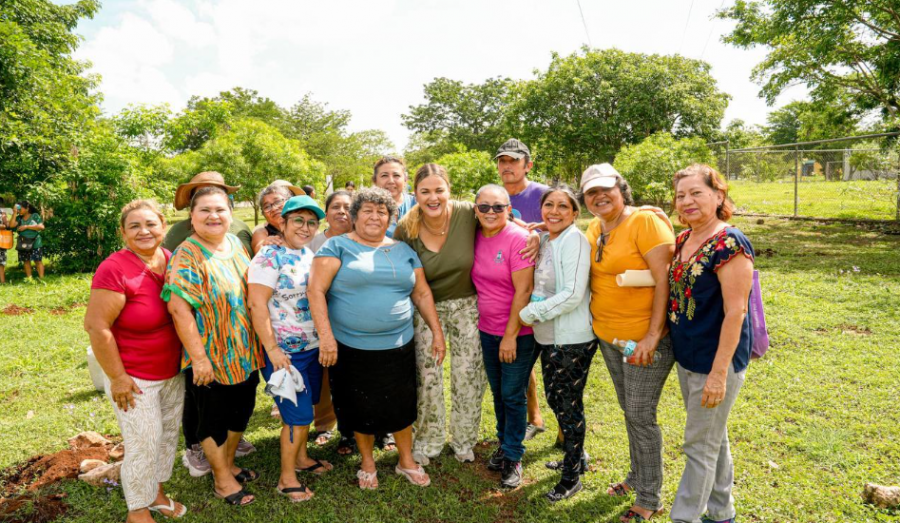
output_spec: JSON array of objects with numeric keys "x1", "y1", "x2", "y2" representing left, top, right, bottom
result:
[{"x1": 612, "y1": 338, "x2": 661, "y2": 365}]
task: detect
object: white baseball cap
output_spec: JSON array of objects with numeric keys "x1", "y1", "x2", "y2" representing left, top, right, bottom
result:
[{"x1": 580, "y1": 163, "x2": 621, "y2": 192}]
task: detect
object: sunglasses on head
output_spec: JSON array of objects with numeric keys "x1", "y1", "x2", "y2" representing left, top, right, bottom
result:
[{"x1": 476, "y1": 203, "x2": 509, "y2": 214}]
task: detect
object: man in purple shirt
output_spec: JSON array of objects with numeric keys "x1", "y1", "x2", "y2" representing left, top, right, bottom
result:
[{"x1": 494, "y1": 138, "x2": 550, "y2": 440}]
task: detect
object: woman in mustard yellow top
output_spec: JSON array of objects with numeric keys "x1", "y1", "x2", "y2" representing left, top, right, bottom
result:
[{"x1": 580, "y1": 164, "x2": 675, "y2": 523}]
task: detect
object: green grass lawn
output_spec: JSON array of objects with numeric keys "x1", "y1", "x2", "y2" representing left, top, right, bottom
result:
[
  {"x1": 1, "y1": 216, "x2": 899, "y2": 522},
  {"x1": 729, "y1": 178, "x2": 899, "y2": 220}
]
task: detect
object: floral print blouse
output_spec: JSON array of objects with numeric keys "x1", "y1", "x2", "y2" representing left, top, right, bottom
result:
[{"x1": 667, "y1": 227, "x2": 755, "y2": 374}]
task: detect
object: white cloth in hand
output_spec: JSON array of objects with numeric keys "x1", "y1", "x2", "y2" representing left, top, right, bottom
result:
[{"x1": 264, "y1": 365, "x2": 306, "y2": 406}]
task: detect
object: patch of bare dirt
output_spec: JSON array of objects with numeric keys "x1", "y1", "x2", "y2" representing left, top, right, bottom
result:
[
  {"x1": 1, "y1": 447, "x2": 109, "y2": 496},
  {"x1": 838, "y1": 324, "x2": 872, "y2": 336},
  {"x1": 0, "y1": 492, "x2": 69, "y2": 523},
  {"x1": 2, "y1": 304, "x2": 34, "y2": 316}
]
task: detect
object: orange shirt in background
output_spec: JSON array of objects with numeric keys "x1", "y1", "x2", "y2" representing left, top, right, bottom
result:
[{"x1": 586, "y1": 211, "x2": 675, "y2": 343}]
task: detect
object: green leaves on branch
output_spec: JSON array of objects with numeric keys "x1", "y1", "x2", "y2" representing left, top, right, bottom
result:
[{"x1": 613, "y1": 132, "x2": 714, "y2": 206}]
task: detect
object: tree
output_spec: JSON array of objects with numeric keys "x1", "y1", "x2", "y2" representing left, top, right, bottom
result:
[
  {"x1": 720, "y1": 119, "x2": 766, "y2": 150},
  {"x1": 764, "y1": 98, "x2": 861, "y2": 145},
  {"x1": 402, "y1": 77, "x2": 517, "y2": 153},
  {"x1": 431, "y1": 149, "x2": 496, "y2": 200},
  {"x1": 613, "y1": 132, "x2": 715, "y2": 206},
  {"x1": 720, "y1": 0, "x2": 900, "y2": 118},
  {"x1": 0, "y1": 0, "x2": 101, "y2": 195},
  {"x1": 511, "y1": 48, "x2": 729, "y2": 181},
  {"x1": 188, "y1": 119, "x2": 325, "y2": 224}
]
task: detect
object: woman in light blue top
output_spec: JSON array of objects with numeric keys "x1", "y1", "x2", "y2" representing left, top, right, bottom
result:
[
  {"x1": 519, "y1": 184, "x2": 595, "y2": 502},
  {"x1": 308, "y1": 187, "x2": 444, "y2": 491}
]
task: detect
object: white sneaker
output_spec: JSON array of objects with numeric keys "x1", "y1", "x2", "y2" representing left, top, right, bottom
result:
[
  {"x1": 235, "y1": 438, "x2": 256, "y2": 457},
  {"x1": 182, "y1": 445, "x2": 211, "y2": 477}
]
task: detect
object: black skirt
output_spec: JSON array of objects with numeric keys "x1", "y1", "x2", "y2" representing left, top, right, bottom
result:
[{"x1": 329, "y1": 339, "x2": 416, "y2": 435}]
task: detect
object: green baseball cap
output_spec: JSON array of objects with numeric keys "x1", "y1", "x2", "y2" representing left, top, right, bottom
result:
[{"x1": 280, "y1": 195, "x2": 325, "y2": 220}]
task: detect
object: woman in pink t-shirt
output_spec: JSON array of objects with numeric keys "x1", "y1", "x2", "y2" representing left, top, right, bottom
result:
[
  {"x1": 470, "y1": 184, "x2": 536, "y2": 490},
  {"x1": 84, "y1": 200, "x2": 186, "y2": 523}
]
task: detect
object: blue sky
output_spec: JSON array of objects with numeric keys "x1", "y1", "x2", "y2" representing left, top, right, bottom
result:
[{"x1": 68, "y1": 0, "x2": 803, "y2": 150}]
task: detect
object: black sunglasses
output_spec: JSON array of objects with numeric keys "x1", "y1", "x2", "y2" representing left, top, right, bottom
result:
[
  {"x1": 595, "y1": 232, "x2": 610, "y2": 263},
  {"x1": 476, "y1": 203, "x2": 509, "y2": 214}
]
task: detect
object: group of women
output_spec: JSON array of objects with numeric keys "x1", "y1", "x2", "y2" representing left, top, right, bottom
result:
[
  {"x1": 84, "y1": 157, "x2": 755, "y2": 523},
  {"x1": 0, "y1": 200, "x2": 46, "y2": 283}
]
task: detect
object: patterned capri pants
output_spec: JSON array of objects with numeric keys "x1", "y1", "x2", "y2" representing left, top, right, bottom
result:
[
  {"x1": 412, "y1": 295, "x2": 486, "y2": 458},
  {"x1": 598, "y1": 335, "x2": 675, "y2": 511},
  {"x1": 104, "y1": 374, "x2": 184, "y2": 511}
]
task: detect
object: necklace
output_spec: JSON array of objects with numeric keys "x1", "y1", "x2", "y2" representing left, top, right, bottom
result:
[
  {"x1": 421, "y1": 208, "x2": 450, "y2": 236},
  {"x1": 127, "y1": 247, "x2": 161, "y2": 270}
]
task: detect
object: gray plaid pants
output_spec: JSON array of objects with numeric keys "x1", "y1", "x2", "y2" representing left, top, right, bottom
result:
[{"x1": 598, "y1": 335, "x2": 674, "y2": 510}]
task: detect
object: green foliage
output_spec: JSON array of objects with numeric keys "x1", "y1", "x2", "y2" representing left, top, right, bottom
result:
[
  {"x1": 185, "y1": 119, "x2": 326, "y2": 221},
  {"x1": 0, "y1": 0, "x2": 101, "y2": 195},
  {"x1": 431, "y1": 148, "x2": 496, "y2": 200},
  {"x1": 721, "y1": 0, "x2": 900, "y2": 119},
  {"x1": 764, "y1": 98, "x2": 861, "y2": 145},
  {"x1": 32, "y1": 125, "x2": 141, "y2": 272},
  {"x1": 163, "y1": 99, "x2": 233, "y2": 153},
  {"x1": 719, "y1": 119, "x2": 767, "y2": 149},
  {"x1": 613, "y1": 132, "x2": 714, "y2": 205}
]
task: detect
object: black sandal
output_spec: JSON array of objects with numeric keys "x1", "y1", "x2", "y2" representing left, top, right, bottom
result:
[
  {"x1": 376, "y1": 433, "x2": 396, "y2": 451},
  {"x1": 546, "y1": 479, "x2": 583, "y2": 502},
  {"x1": 234, "y1": 468, "x2": 259, "y2": 483},
  {"x1": 215, "y1": 488, "x2": 254, "y2": 506},
  {"x1": 277, "y1": 485, "x2": 313, "y2": 503},
  {"x1": 295, "y1": 458, "x2": 331, "y2": 475},
  {"x1": 337, "y1": 435, "x2": 356, "y2": 455}
]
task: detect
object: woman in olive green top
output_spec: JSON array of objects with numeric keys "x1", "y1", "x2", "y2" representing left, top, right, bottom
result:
[
  {"x1": 394, "y1": 164, "x2": 539, "y2": 464},
  {"x1": 14, "y1": 200, "x2": 45, "y2": 279}
]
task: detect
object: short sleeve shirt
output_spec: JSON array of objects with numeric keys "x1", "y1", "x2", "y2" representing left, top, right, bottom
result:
[
  {"x1": 586, "y1": 211, "x2": 675, "y2": 343},
  {"x1": 91, "y1": 249, "x2": 182, "y2": 380},
  {"x1": 161, "y1": 234, "x2": 263, "y2": 384},
  {"x1": 472, "y1": 223, "x2": 535, "y2": 336},
  {"x1": 393, "y1": 200, "x2": 478, "y2": 302},
  {"x1": 16, "y1": 214, "x2": 43, "y2": 249},
  {"x1": 248, "y1": 245, "x2": 319, "y2": 353},
  {"x1": 668, "y1": 227, "x2": 755, "y2": 374},
  {"x1": 315, "y1": 235, "x2": 423, "y2": 349},
  {"x1": 509, "y1": 181, "x2": 549, "y2": 224}
]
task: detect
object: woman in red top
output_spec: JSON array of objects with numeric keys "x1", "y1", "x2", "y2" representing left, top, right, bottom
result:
[{"x1": 84, "y1": 200, "x2": 186, "y2": 523}]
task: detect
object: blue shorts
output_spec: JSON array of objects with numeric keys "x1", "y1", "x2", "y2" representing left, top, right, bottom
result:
[{"x1": 262, "y1": 348, "x2": 322, "y2": 428}]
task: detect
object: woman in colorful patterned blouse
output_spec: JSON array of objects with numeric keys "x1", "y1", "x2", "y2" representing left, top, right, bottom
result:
[
  {"x1": 248, "y1": 195, "x2": 331, "y2": 503},
  {"x1": 667, "y1": 164, "x2": 754, "y2": 523},
  {"x1": 582, "y1": 163, "x2": 675, "y2": 523},
  {"x1": 163, "y1": 186, "x2": 263, "y2": 507}
]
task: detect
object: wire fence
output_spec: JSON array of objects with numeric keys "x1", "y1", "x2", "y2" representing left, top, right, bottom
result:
[{"x1": 709, "y1": 133, "x2": 900, "y2": 221}]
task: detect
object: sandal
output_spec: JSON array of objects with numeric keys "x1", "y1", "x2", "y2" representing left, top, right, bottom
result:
[
  {"x1": 314, "y1": 429, "x2": 335, "y2": 446},
  {"x1": 357, "y1": 468, "x2": 378, "y2": 490},
  {"x1": 337, "y1": 435, "x2": 357, "y2": 456},
  {"x1": 233, "y1": 468, "x2": 259, "y2": 483},
  {"x1": 377, "y1": 433, "x2": 396, "y2": 451},
  {"x1": 277, "y1": 485, "x2": 313, "y2": 503},
  {"x1": 545, "y1": 479, "x2": 583, "y2": 503},
  {"x1": 545, "y1": 452, "x2": 590, "y2": 474},
  {"x1": 295, "y1": 458, "x2": 332, "y2": 475},
  {"x1": 608, "y1": 481, "x2": 631, "y2": 497},
  {"x1": 620, "y1": 508, "x2": 665, "y2": 522},
  {"x1": 395, "y1": 464, "x2": 431, "y2": 487},
  {"x1": 148, "y1": 497, "x2": 187, "y2": 518},
  {"x1": 214, "y1": 488, "x2": 254, "y2": 506}
]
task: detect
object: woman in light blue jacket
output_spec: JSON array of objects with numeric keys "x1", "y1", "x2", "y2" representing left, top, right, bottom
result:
[{"x1": 519, "y1": 184, "x2": 595, "y2": 503}]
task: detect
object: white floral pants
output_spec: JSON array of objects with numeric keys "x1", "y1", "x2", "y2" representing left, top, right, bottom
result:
[
  {"x1": 104, "y1": 374, "x2": 184, "y2": 511},
  {"x1": 412, "y1": 295, "x2": 486, "y2": 457}
]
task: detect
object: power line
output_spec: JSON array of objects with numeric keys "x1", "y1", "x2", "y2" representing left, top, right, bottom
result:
[
  {"x1": 678, "y1": 0, "x2": 695, "y2": 55},
  {"x1": 576, "y1": 0, "x2": 593, "y2": 48},
  {"x1": 700, "y1": 0, "x2": 728, "y2": 60}
]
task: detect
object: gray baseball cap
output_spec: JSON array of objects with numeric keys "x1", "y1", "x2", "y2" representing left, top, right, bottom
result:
[{"x1": 493, "y1": 138, "x2": 531, "y2": 160}]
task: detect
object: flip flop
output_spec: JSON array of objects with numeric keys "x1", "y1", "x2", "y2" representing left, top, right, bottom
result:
[
  {"x1": 378, "y1": 433, "x2": 396, "y2": 451},
  {"x1": 357, "y1": 469, "x2": 378, "y2": 490},
  {"x1": 277, "y1": 485, "x2": 313, "y2": 503},
  {"x1": 337, "y1": 435, "x2": 357, "y2": 456},
  {"x1": 214, "y1": 488, "x2": 254, "y2": 506},
  {"x1": 295, "y1": 458, "x2": 332, "y2": 475},
  {"x1": 620, "y1": 508, "x2": 666, "y2": 522},
  {"x1": 608, "y1": 482, "x2": 631, "y2": 497},
  {"x1": 234, "y1": 468, "x2": 259, "y2": 483},
  {"x1": 395, "y1": 464, "x2": 431, "y2": 487},
  {"x1": 147, "y1": 497, "x2": 187, "y2": 518}
]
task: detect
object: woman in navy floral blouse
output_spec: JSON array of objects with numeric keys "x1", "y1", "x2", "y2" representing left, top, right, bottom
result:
[{"x1": 667, "y1": 164, "x2": 754, "y2": 523}]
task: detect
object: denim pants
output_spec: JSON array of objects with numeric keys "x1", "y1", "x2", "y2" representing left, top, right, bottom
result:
[{"x1": 479, "y1": 331, "x2": 539, "y2": 462}]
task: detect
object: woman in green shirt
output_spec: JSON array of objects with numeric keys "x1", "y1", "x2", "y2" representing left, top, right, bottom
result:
[{"x1": 14, "y1": 200, "x2": 45, "y2": 279}]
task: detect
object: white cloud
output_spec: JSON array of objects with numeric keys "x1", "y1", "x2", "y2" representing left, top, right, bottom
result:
[{"x1": 140, "y1": 0, "x2": 216, "y2": 47}]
